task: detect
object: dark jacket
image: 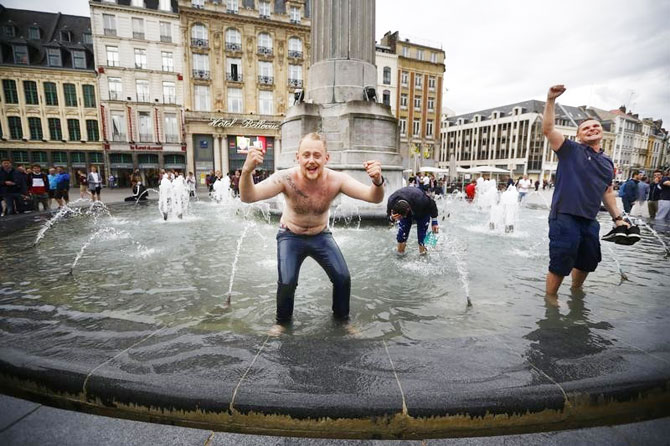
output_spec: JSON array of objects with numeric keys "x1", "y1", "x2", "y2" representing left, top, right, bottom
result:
[
  {"x1": 0, "y1": 167, "x2": 28, "y2": 195},
  {"x1": 386, "y1": 186, "x2": 438, "y2": 219},
  {"x1": 622, "y1": 178, "x2": 638, "y2": 203},
  {"x1": 27, "y1": 172, "x2": 50, "y2": 195}
]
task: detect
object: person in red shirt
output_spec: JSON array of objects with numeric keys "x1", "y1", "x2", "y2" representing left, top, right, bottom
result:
[
  {"x1": 28, "y1": 164, "x2": 50, "y2": 211},
  {"x1": 465, "y1": 179, "x2": 476, "y2": 202}
]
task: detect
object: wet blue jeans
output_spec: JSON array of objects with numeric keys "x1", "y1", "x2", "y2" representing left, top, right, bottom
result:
[{"x1": 276, "y1": 227, "x2": 351, "y2": 323}]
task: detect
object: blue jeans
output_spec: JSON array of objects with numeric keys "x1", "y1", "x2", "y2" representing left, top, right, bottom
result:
[
  {"x1": 2, "y1": 193, "x2": 21, "y2": 215},
  {"x1": 397, "y1": 214, "x2": 431, "y2": 245},
  {"x1": 276, "y1": 227, "x2": 351, "y2": 323}
]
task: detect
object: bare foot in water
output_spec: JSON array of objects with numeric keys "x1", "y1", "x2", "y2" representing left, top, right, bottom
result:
[{"x1": 268, "y1": 324, "x2": 286, "y2": 337}]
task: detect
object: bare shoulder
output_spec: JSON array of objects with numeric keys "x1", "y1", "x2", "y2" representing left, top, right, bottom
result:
[{"x1": 269, "y1": 168, "x2": 296, "y2": 184}]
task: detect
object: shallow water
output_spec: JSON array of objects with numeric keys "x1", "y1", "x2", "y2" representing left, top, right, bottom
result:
[{"x1": 1, "y1": 192, "x2": 669, "y2": 343}]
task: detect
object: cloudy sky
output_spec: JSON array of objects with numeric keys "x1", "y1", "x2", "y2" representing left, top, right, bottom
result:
[{"x1": 6, "y1": 0, "x2": 669, "y2": 124}]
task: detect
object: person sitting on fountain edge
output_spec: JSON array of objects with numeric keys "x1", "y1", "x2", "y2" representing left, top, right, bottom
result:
[
  {"x1": 386, "y1": 186, "x2": 439, "y2": 255},
  {"x1": 239, "y1": 132, "x2": 385, "y2": 325},
  {"x1": 542, "y1": 84, "x2": 629, "y2": 297}
]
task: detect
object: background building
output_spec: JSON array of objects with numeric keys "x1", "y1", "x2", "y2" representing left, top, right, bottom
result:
[
  {"x1": 379, "y1": 31, "x2": 445, "y2": 172},
  {"x1": 0, "y1": 7, "x2": 101, "y2": 184},
  {"x1": 90, "y1": 0, "x2": 184, "y2": 188},
  {"x1": 179, "y1": 0, "x2": 311, "y2": 184},
  {"x1": 375, "y1": 43, "x2": 397, "y2": 115}
]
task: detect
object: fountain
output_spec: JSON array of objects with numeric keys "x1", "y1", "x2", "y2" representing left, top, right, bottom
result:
[{"x1": 158, "y1": 173, "x2": 190, "y2": 220}]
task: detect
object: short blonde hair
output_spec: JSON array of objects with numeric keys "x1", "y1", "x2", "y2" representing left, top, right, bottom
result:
[{"x1": 299, "y1": 132, "x2": 327, "y2": 152}]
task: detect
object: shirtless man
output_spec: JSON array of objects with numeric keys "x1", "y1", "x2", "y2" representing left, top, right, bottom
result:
[{"x1": 239, "y1": 132, "x2": 384, "y2": 324}]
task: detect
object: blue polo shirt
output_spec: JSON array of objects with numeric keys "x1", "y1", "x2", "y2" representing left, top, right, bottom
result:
[{"x1": 549, "y1": 138, "x2": 614, "y2": 220}]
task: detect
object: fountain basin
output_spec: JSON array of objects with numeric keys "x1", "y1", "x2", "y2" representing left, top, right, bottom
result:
[{"x1": 1, "y1": 194, "x2": 669, "y2": 438}]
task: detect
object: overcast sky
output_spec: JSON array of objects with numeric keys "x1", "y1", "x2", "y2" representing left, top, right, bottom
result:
[{"x1": 5, "y1": 0, "x2": 669, "y2": 124}]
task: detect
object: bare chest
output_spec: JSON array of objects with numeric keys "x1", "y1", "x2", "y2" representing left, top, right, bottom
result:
[{"x1": 284, "y1": 177, "x2": 339, "y2": 215}]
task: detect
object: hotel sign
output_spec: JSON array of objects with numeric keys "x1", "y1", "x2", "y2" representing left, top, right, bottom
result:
[{"x1": 208, "y1": 118, "x2": 280, "y2": 130}]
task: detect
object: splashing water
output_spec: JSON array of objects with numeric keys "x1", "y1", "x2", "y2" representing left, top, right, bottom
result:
[
  {"x1": 70, "y1": 226, "x2": 150, "y2": 274},
  {"x1": 623, "y1": 212, "x2": 670, "y2": 257},
  {"x1": 443, "y1": 237, "x2": 472, "y2": 307},
  {"x1": 226, "y1": 223, "x2": 251, "y2": 305},
  {"x1": 33, "y1": 205, "x2": 82, "y2": 246},
  {"x1": 603, "y1": 243, "x2": 628, "y2": 282}
]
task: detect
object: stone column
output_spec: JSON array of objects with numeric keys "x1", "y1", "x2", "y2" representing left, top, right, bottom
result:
[
  {"x1": 220, "y1": 135, "x2": 229, "y2": 174},
  {"x1": 213, "y1": 135, "x2": 221, "y2": 172}
]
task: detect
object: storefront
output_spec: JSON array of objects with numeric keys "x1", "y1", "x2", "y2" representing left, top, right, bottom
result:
[
  {"x1": 108, "y1": 153, "x2": 134, "y2": 188},
  {"x1": 137, "y1": 153, "x2": 160, "y2": 188},
  {"x1": 227, "y1": 135, "x2": 275, "y2": 173},
  {"x1": 192, "y1": 134, "x2": 214, "y2": 187},
  {"x1": 0, "y1": 149, "x2": 106, "y2": 186}
]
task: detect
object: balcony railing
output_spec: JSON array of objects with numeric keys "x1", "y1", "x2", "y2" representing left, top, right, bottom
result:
[
  {"x1": 257, "y1": 46, "x2": 273, "y2": 56},
  {"x1": 192, "y1": 69, "x2": 210, "y2": 80},
  {"x1": 137, "y1": 94, "x2": 151, "y2": 102},
  {"x1": 109, "y1": 92, "x2": 121, "y2": 101},
  {"x1": 164, "y1": 134, "x2": 180, "y2": 143},
  {"x1": 288, "y1": 50, "x2": 303, "y2": 59},
  {"x1": 191, "y1": 38, "x2": 209, "y2": 48},
  {"x1": 226, "y1": 8, "x2": 239, "y2": 14},
  {"x1": 163, "y1": 95, "x2": 176, "y2": 104},
  {"x1": 103, "y1": 28, "x2": 116, "y2": 36},
  {"x1": 112, "y1": 133, "x2": 126, "y2": 142},
  {"x1": 133, "y1": 32, "x2": 145, "y2": 40},
  {"x1": 162, "y1": 65, "x2": 173, "y2": 72},
  {"x1": 160, "y1": 35, "x2": 172, "y2": 43},
  {"x1": 259, "y1": 13, "x2": 270, "y2": 19},
  {"x1": 288, "y1": 78, "x2": 303, "y2": 88},
  {"x1": 258, "y1": 75, "x2": 273, "y2": 85},
  {"x1": 290, "y1": 18, "x2": 301, "y2": 24},
  {"x1": 225, "y1": 42, "x2": 242, "y2": 51},
  {"x1": 226, "y1": 73, "x2": 243, "y2": 82},
  {"x1": 139, "y1": 133, "x2": 153, "y2": 142}
]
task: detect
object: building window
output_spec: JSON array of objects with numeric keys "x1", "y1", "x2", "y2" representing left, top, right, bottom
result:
[
  {"x1": 289, "y1": 6, "x2": 301, "y2": 23},
  {"x1": 28, "y1": 117, "x2": 44, "y2": 141},
  {"x1": 164, "y1": 113, "x2": 178, "y2": 142},
  {"x1": 63, "y1": 83, "x2": 77, "y2": 107},
  {"x1": 258, "y1": 32, "x2": 272, "y2": 54},
  {"x1": 28, "y1": 26, "x2": 40, "y2": 40},
  {"x1": 134, "y1": 48, "x2": 147, "y2": 69},
  {"x1": 399, "y1": 119, "x2": 407, "y2": 136},
  {"x1": 161, "y1": 51, "x2": 174, "y2": 72},
  {"x1": 288, "y1": 64, "x2": 302, "y2": 87},
  {"x1": 163, "y1": 81, "x2": 176, "y2": 104},
  {"x1": 225, "y1": 28, "x2": 241, "y2": 50},
  {"x1": 414, "y1": 95, "x2": 421, "y2": 110},
  {"x1": 108, "y1": 77, "x2": 122, "y2": 100},
  {"x1": 67, "y1": 119, "x2": 81, "y2": 141},
  {"x1": 111, "y1": 111, "x2": 126, "y2": 141},
  {"x1": 12, "y1": 45, "x2": 28, "y2": 64},
  {"x1": 226, "y1": 0, "x2": 239, "y2": 13},
  {"x1": 83, "y1": 84, "x2": 96, "y2": 108},
  {"x1": 136, "y1": 80, "x2": 150, "y2": 102},
  {"x1": 3, "y1": 25, "x2": 15, "y2": 37},
  {"x1": 427, "y1": 97, "x2": 435, "y2": 111},
  {"x1": 402, "y1": 46, "x2": 409, "y2": 57},
  {"x1": 159, "y1": 21, "x2": 172, "y2": 42},
  {"x1": 86, "y1": 120, "x2": 99, "y2": 142},
  {"x1": 400, "y1": 71, "x2": 408, "y2": 86},
  {"x1": 259, "y1": 1, "x2": 271, "y2": 17},
  {"x1": 415, "y1": 75, "x2": 423, "y2": 89},
  {"x1": 138, "y1": 112, "x2": 153, "y2": 142},
  {"x1": 430, "y1": 52, "x2": 437, "y2": 63},
  {"x1": 258, "y1": 61, "x2": 273, "y2": 84},
  {"x1": 383, "y1": 66, "x2": 391, "y2": 85},
  {"x1": 83, "y1": 32, "x2": 93, "y2": 44},
  {"x1": 47, "y1": 48, "x2": 62, "y2": 67},
  {"x1": 192, "y1": 53, "x2": 210, "y2": 79},
  {"x1": 12, "y1": 151, "x2": 29, "y2": 163},
  {"x1": 227, "y1": 58, "x2": 242, "y2": 81},
  {"x1": 413, "y1": 118, "x2": 421, "y2": 136},
  {"x1": 191, "y1": 0, "x2": 204, "y2": 8},
  {"x1": 72, "y1": 50, "x2": 86, "y2": 69},
  {"x1": 192, "y1": 24, "x2": 208, "y2": 47},
  {"x1": 3, "y1": 80, "x2": 18, "y2": 104},
  {"x1": 426, "y1": 119, "x2": 434, "y2": 138},
  {"x1": 227, "y1": 87, "x2": 243, "y2": 113},
  {"x1": 288, "y1": 37, "x2": 302, "y2": 58},
  {"x1": 194, "y1": 85, "x2": 211, "y2": 111},
  {"x1": 48, "y1": 118, "x2": 62, "y2": 140},
  {"x1": 132, "y1": 18, "x2": 145, "y2": 40},
  {"x1": 428, "y1": 76, "x2": 436, "y2": 90},
  {"x1": 416, "y1": 49, "x2": 423, "y2": 61},
  {"x1": 23, "y1": 81, "x2": 38, "y2": 105},
  {"x1": 31, "y1": 151, "x2": 48, "y2": 164},
  {"x1": 382, "y1": 90, "x2": 390, "y2": 106},
  {"x1": 258, "y1": 90, "x2": 273, "y2": 115},
  {"x1": 400, "y1": 93, "x2": 408, "y2": 109},
  {"x1": 44, "y1": 82, "x2": 58, "y2": 105},
  {"x1": 8, "y1": 117, "x2": 23, "y2": 140},
  {"x1": 60, "y1": 30, "x2": 71, "y2": 42},
  {"x1": 106, "y1": 46, "x2": 119, "y2": 66},
  {"x1": 103, "y1": 14, "x2": 116, "y2": 36}
]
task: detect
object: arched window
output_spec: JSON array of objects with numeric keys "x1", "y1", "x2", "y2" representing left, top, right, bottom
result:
[
  {"x1": 191, "y1": 23, "x2": 208, "y2": 47},
  {"x1": 288, "y1": 37, "x2": 302, "y2": 58},
  {"x1": 258, "y1": 32, "x2": 272, "y2": 54},
  {"x1": 383, "y1": 67, "x2": 391, "y2": 85},
  {"x1": 225, "y1": 28, "x2": 241, "y2": 51}
]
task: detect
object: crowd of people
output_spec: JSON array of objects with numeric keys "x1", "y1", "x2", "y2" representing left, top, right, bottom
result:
[
  {"x1": 615, "y1": 169, "x2": 670, "y2": 220},
  {"x1": 204, "y1": 169, "x2": 272, "y2": 197}
]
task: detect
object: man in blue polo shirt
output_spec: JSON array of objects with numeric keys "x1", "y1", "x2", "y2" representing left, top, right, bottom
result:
[{"x1": 543, "y1": 85, "x2": 629, "y2": 297}]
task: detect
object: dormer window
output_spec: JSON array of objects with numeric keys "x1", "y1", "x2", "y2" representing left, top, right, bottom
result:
[
  {"x1": 60, "y1": 30, "x2": 71, "y2": 42},
  {"x1": 12, "y1": 45, "x2": 29, "y2": 64},
  {"x1": 47, "y1": 48, "x2": 62, "y2": 67},
  {"x1": 72, "y1": 50, "x2": 86, "y2": 69},
  {"x1": 83, "y1": 32, "x2": 93, "y2": 44},
  {"x1": 28, "y1": 26, "x2": 40, "y2": 40},
  {"x1": 3, "y1": 24, "x2": 15, "y2": 37}
]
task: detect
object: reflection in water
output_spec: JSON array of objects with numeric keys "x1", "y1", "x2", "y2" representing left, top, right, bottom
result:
[{"x1": 524, "y1": 289, "x2": 615, "y2": 383}]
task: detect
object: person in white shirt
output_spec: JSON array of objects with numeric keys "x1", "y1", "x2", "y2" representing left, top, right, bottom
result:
[
  {"x1": 87, "y1": 165, "x2": 103, "y2": 202},
  {"x1": 517, "y1": 174, "x2": 532, "y2": 202}
]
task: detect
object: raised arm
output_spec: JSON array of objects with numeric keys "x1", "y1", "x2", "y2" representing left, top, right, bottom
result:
[
  {"x1": 239, "y1": 147, "x2": 284, "y2": 203},
  {"x1": 543, "y1": 85, "x2": 567, "y2": 151},
  {"x1": 339, "y1": 160, "x2": 385, "y2": 204}
]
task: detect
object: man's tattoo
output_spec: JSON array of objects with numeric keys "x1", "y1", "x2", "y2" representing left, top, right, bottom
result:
[{"x1": 286, "y1": 176, "x2": 308, "y2": 198}]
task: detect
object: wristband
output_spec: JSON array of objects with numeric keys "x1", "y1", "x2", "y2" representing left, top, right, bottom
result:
[
  {"x1": 373, "y1": 176, "x2": 384, "y2": 187},
  {"x1": 432, "y1": 219, "x2": 438, "y2": 226}
]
